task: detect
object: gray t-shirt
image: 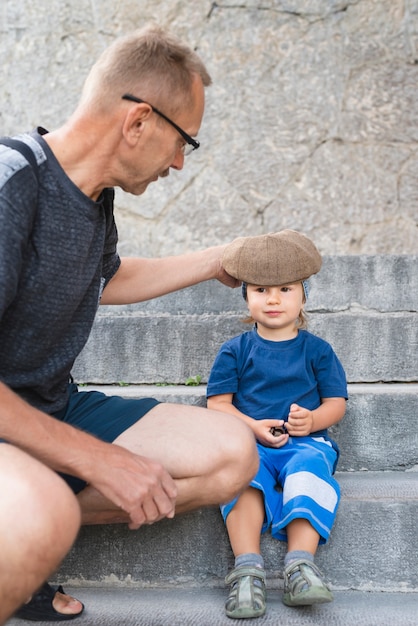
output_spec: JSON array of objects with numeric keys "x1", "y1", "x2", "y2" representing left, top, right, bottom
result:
[{"x1": 0, "y1": 129, "x2": 121, "y2": 413}]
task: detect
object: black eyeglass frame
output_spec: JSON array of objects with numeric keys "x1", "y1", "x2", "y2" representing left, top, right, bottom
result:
[{"x1": 122, "y1": 93, "x2": 200, "y2": 153}]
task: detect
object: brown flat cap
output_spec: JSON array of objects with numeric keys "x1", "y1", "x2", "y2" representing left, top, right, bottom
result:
[{"x1": 222, "y1": 229, "x2": 322, "y2": 285}]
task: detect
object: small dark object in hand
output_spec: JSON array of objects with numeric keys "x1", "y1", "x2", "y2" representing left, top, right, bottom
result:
[{"x1": 270, "y1": 425, "x2": 287, "y2": 436}]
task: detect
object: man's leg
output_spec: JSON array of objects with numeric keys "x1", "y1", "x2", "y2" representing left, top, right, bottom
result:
[
  {"x1": 78, "y1": 403, "x2": 258, "y2": 524},
  {"x1": 0, "y1": 444, "x2": 82, "y2": 624}
]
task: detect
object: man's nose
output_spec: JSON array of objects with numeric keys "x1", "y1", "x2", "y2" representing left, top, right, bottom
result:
[{"x1": 170, "y1": 148, "x2": 185, "y2": 171}]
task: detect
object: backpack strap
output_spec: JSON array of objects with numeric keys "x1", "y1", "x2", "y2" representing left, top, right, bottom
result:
[{"x1": 0, "y1": 137, "x2": 39, "y2": 182}]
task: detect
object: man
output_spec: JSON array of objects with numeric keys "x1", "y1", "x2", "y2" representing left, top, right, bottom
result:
[
  {"x1": 0, "y1": 445, "x2": 81, "y2": 623},
  {"x1": 0, "y1": 24, "x2": 258, "y2": 621}
]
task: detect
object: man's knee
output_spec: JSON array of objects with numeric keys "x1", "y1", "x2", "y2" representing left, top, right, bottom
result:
[
  {"x1": 218, "y1": 420, "x2": 258, "y2": 501},
  {"x1": 1, "y1": 445, "x2": 81, "y2": 558},
  {"x1": 34, "y1": 467, "x2": 81, "y2": 554}
]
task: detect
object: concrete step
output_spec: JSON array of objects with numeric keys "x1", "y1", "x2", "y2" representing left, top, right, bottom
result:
[
  {"x1": 93, "y1": 255, "x2": 418, "y2": 314},
  {"x1": 72, "y1": 255, "x2": 418, "y2": 386},
  {"x1": 72, "y1": 309, "x2": 417, "y2": 384},
  {"x1": 52, "y1": 471, "x2": 418, "y2": 591},
  {"x1": 81, "y1": 383, "x2": 418, "y2": 472},
  {"x1": 6, "y1": 588, "x2": 418, "y2": 626}
]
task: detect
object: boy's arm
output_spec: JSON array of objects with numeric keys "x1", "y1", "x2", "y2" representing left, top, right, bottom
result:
[
  {"x1": 286, "y1": 397, "x2": 346, "y2": 437},
  {"x1": 207, "y1": 393, "x2": 255, "y2": 429},
  {"x1": 207, "y1": 393, "x2": 288, "y2": 448}
]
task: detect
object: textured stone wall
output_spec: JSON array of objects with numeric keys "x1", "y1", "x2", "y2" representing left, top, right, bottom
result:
[{"x1": 1, "y1": 0, "x2": 417, "y2": 256}]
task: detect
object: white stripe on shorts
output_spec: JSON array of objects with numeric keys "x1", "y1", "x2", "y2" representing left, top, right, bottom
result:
[{"x1": 282, "y1": 471, "x2": 338, "y2": 513}]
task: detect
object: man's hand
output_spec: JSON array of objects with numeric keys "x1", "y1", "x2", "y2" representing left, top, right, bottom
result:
[
  {"x1": 213, "y1": 245, "x2": 241, "y2": 288},
  {"x1": 216, "y1": 266, "x2": 242, "y2": 289},
  {"x1": 85, "y1": 443, "x2": 178, "y2": 530},
  {"x1": 0, "y1": 382, "x2": 177, "y2": 530}
]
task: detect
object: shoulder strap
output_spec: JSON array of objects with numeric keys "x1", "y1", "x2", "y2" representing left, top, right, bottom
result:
[{"x1": 0, "y1": 137, "x2": 39, "y2": 182}]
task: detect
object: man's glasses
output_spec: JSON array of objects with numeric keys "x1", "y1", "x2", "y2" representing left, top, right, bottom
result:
[{"x1": 122, "y1": 94, "x2": 200, "y2": 156}]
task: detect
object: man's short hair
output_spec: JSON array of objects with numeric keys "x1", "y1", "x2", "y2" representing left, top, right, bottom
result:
[{"x1": 81, "y1": 23, "x2": 212, "y2": 115}]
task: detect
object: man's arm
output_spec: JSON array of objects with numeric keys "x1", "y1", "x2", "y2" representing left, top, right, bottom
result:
[
  {"x1": 0, "y1": 381, "x2": 177, "y2": 529},
  {"x1": 101, "y1": 245, "x2": 240, "y2": 305}
]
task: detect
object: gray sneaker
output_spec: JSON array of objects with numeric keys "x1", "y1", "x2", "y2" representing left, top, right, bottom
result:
[
  {"x1": 225, "y1": 566, "x2": 267, "y2": 619},
  {"x1": 283, "y1": 559, "x2": 333, "y2": 606}
]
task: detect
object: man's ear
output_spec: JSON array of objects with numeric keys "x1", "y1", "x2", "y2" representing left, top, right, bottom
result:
[{"x1": 122, "y1": 103, "x2": 153, "y2": 145}]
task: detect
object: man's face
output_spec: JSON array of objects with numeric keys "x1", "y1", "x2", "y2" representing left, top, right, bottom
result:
[{"x1": 120, "y1": 75, "x2": 205, "y2": 196}]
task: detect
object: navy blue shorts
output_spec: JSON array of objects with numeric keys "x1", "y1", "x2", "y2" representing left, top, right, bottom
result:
[{"x1": 53, "y1": 384, "x2": 160, "y2": 493}]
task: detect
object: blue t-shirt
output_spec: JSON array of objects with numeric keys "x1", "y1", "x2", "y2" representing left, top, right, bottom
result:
[{"x1": 207, "y1": 328, "x2": 347, "y2": 438}]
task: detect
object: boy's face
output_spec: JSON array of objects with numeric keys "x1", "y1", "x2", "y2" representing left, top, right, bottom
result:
[{"x1": 246, "y1": 282, "x2": 304, "y2": 338}]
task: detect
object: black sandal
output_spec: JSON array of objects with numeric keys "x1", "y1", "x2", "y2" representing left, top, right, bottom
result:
[{"x1": 14, "y1": 582, "x2": 84, "y2": 621}]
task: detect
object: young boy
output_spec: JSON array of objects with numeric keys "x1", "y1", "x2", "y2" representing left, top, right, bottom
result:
[{"x1": 207, "y1": 230, "x2": 347, "y2": 619}]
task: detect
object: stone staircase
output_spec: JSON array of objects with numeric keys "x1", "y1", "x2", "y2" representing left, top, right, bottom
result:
[{"x1": 7, "y1": 255, "x2": 418, "y2": 625}]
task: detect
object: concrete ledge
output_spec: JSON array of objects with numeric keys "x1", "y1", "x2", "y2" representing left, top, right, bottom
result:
[
  {"x1": 6, "y1": 589, "x2": 418, "y2": 626},
  {"x1": 79, "y1": 384, "x2": 418, "y2": 471},
  {"x1": 310, "y1": 255, "x2": 418, "y2": 313},
  {"x1": 72, "y1": 255, "x2": 418, "y2": 385},
  {"x1": 96, "y1": 256, "x2": 418, "y2": 315},
  {"x1": 330, "y1": 383, "x2": 418, "y2": 471},
  {"x1": 72, "y1": 311, "x2": 418, "y2": 384},
  {"x1": 55, "y1": 472, "x2": 418, "y2": 591}
]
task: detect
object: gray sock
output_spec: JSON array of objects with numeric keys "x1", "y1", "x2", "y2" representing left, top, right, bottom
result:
[
  {"x1": 235, "y1": 553, "x2": 265, "y2": 570},
  {"x1": 284, "y1": 551, "x2": 314, "y2": 590},
  {"x1": 284, "y1": 550, "x2": 314, "y2": 567}
]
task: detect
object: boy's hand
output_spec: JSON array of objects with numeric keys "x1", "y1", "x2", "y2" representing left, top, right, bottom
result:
[
  {"x1": 253, "y1": 419, "x2": 289, "y2": 448},
  {"x1": 286, "y1": 403, "x2": 313, "y2": 436}
]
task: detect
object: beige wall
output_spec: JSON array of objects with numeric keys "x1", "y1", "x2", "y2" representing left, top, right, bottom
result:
[{"x1": 1, "y1": 0, "x2": 417, "y2": 256}]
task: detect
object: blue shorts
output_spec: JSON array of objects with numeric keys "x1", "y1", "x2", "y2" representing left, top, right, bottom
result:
[
  {"x1": 221, "y1": 436, "x2": 340, "y2": 544},
  {"x1": 53, "y1": 383, "x2": 160, "y2": 493}
]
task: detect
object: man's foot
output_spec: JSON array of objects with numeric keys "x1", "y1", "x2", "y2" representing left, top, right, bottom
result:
[
  {"x1": 283, "y1": 560, "x2": 333, "y2": 606},
  {"x1": 15, "y1": 582, "x2": 84, "y2": 621},
  {"x1": 51, "y1": 587, "x2": 84, "y2": 617}
]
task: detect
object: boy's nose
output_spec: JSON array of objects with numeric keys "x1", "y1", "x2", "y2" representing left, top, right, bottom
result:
[{"x1": 267, "y1": 289, "x2": 281, "y2": 303}]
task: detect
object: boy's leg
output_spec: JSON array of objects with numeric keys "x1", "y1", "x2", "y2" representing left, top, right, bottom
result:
[
  {"x1": 0, "y1": 445, "x2": 81, "y2": 624},
  {"x1": 278, "y1": 442, "x2": 338, "y2": 607},
  {"x1": 286, "y1": 517, "x2": 320, "y2": 554},
  {"x1": 226, "y1": 487, "x2": 265, "y2": 556},
  {"x1": 275, "y1": 439, "x2": 340, "y2": 543},
  {"x1": 224, "y1": 488, "x2": 267, "y2": 619},
  {"x1": 78, "y1": 402, "x2": 258, "y2": 524}
]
